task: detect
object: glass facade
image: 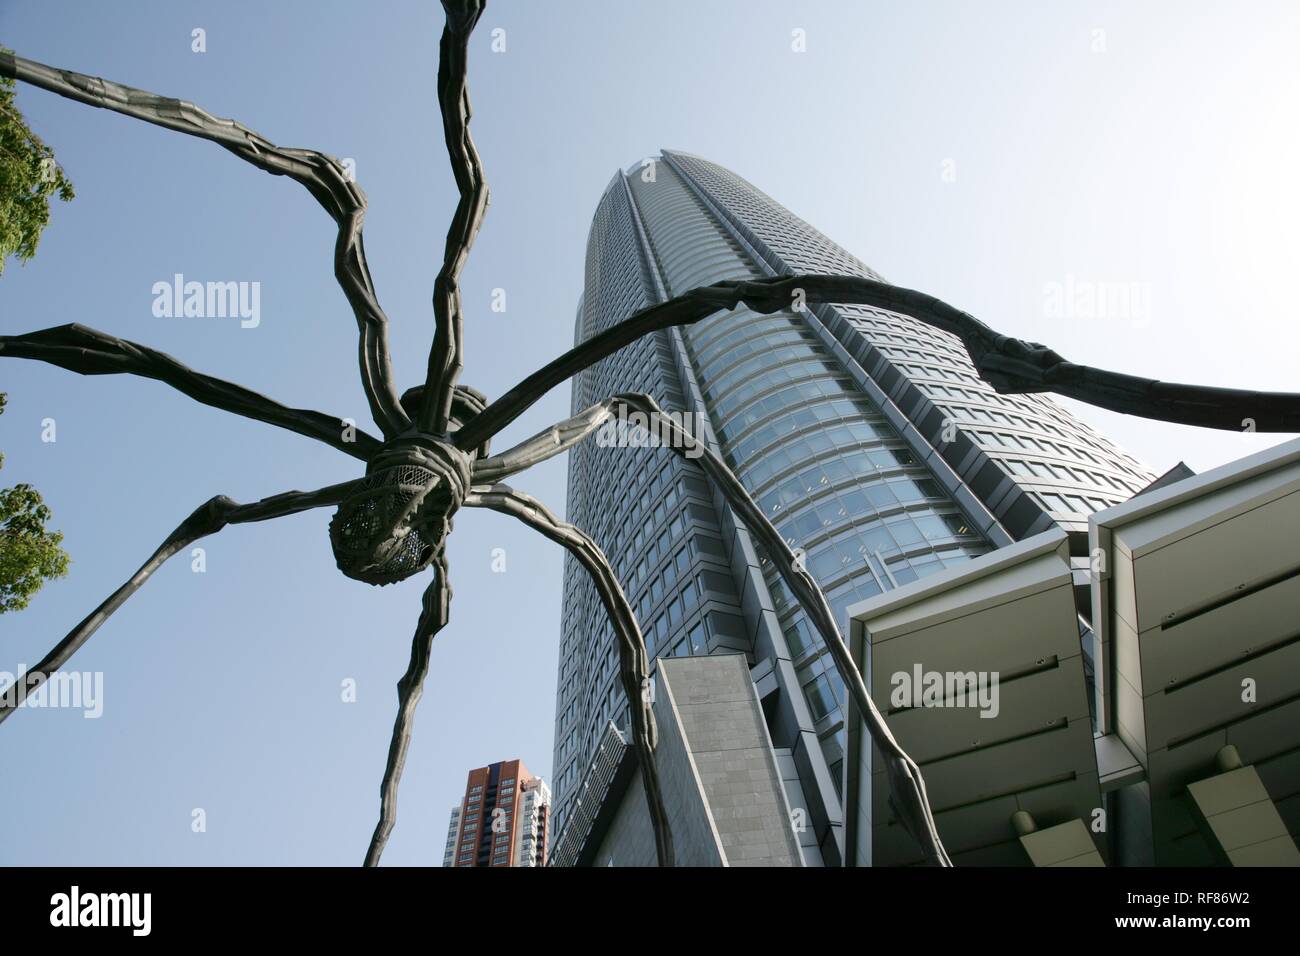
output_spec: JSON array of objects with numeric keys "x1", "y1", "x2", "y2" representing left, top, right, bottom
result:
[
  {"x1": 552, "y1": 173, "x2": 752, "y2": 840},
  {"x1": 626, "y1": 163, "x2": 992, "y2": 787},
  {"x1": 552, "y1": 153, "x2": 1154, "y2": 856},
  {"x1": 665, "y1": 150, "x2": 1154, "y2": 540}
]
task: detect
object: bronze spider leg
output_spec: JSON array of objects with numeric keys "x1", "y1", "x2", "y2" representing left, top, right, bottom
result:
[
  {"x1": 474, "y1": 394, "x2": 952, "y2": 866},
  {"x1": 416, "y1": 0, "x2": 489, "y2": 436},
  {"x1": 0, "y1": 480, "x2": 363, "y2": 726},
  {"x1": 365, "y1": 550, "x2": 452, "y2": 866},
  {"x1": 455, "y1": 274, "x2": 1300, "y2": 453},
  {"x1": 0, "y1": 50, "x2": 410, "y2": 437},
  {"x1": 464, "y1": 484, "x2": 675, "y2": 868},
  {"x1": 0, "y1": 324, "x2": 381, "y2": 460}
]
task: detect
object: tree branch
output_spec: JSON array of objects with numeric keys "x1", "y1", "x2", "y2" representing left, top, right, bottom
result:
[
  {"x1": 0, "y1": 50, "x2": 410, "y2": 437},
  {"x1": 0, "y1": 323, "x2": 381, "y2": 460}
]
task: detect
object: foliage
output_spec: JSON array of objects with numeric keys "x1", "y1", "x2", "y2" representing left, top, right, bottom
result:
[
  {"x1": 0, "y1": 46, "x2": 75, "y2": 275},
  {"x1": 0, "y1": 394, "x2": 70, "y2": 613}
]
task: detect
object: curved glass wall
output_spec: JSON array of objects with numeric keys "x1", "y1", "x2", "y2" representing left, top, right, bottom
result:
[
  {"x1": 558, "y1": 150, "x2": 1155, "y2": 838},
  {"x1": 627, "y1": 165, "x2": 989, "y2": 787},
  {"x1": 663, "y1": 150, "x2": 1154, "y2": 534},
  {"x1": 553, "y1": 175, "x2": 750, "y2": 837}
]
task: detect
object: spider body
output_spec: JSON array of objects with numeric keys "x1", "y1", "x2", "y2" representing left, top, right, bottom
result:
[
  {"x1": 328, "y1": 437, "x2": 468, "y2": 586},
  {"x1": 329, "y1": 384, "x2": 490, "y2": 586}
]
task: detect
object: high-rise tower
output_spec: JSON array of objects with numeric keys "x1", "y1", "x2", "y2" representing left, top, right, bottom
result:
[
  {"x1": 552, "y1": 151, "x2": 1153, "y2": 864},
  {"x1": 442, "y1": 759, "x2": 550, "y2": 867}
]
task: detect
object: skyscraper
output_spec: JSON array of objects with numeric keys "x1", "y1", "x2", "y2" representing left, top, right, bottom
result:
[
  {"x1": 442, "y1": 759, "x2": 551, "y2": 867},
  {"x1": 552, "y1": 151, "x2": 1153, "y2": 864}
]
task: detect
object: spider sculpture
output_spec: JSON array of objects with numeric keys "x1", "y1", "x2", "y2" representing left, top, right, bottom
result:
[{"x1": 3, "y1": 1, "x2": 1298, "y2": 869}]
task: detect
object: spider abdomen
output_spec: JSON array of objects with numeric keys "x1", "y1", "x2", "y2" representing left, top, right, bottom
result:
[{"x1": 329, "y1": 439, "x2": 471, "y2": 586}]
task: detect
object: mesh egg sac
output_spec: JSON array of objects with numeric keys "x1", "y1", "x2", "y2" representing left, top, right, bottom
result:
[{"x1": 329, "y1": 465, "x2": 440, "y2": 585}]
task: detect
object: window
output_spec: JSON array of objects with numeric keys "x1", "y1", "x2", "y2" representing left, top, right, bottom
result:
[
  {"x1": 915, "y1": 514, "x2": 953, "y2": 541},
  {"x1": 886, "y1": 518, "x2": 925, "y2": 547},
  {"x1": 689, "y1": 623, "x2": 707, "y2": 655},
  {"x1": 804, "y1": 673, "x2": 839, "y2": 720},
  {"x1": 941, "y1": 514, "x2": 972, "y2": 537},
  {"x1": 808, "y1": 546, "x2": 847, "y2": 580}
]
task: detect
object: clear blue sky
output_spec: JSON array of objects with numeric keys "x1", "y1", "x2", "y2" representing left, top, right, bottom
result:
[{"x1": 1, "y1": 0, "x2": 1296, "y2": 864}]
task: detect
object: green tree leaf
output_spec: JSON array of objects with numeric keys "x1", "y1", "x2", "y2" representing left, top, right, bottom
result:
[
  {"x1": 0, "y1": 393, "x2": 71, "y2": 613},
  {"x1": 0, "y1": 45, "x2": 75, "y2": 276}
]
